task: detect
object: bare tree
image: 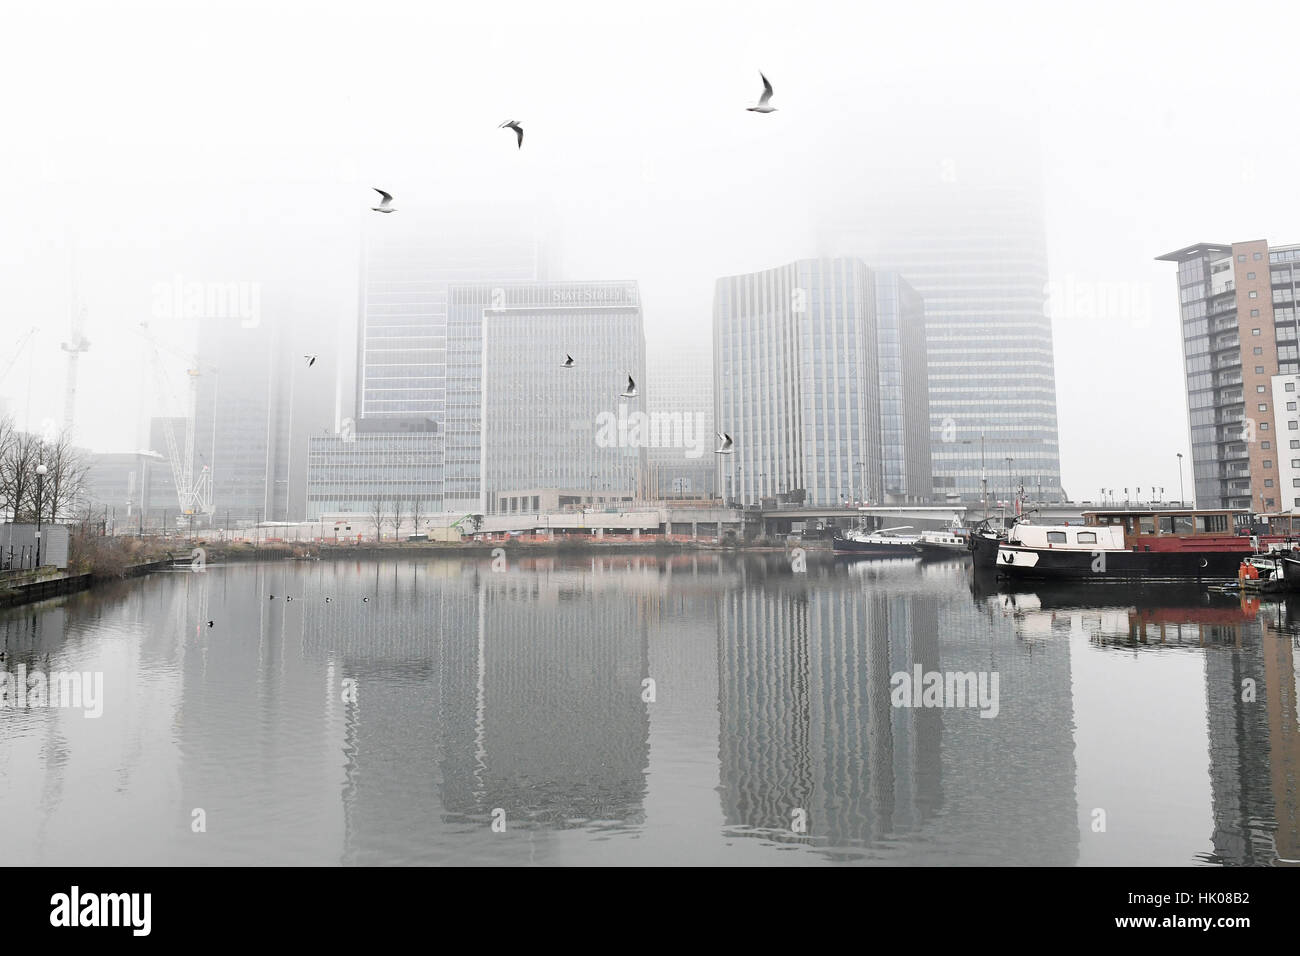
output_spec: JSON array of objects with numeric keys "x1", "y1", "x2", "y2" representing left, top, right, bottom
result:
[
  {"x1": 390, "y1": 497, "x2": 406, "y2": 540},
  {"x1": 0, "y1": 429, "x2": 42, "y2": 521},
  {"x1": 41, "y1": 429, "x2": 90, "y2": 523},
  {"x1": 370, "y1": 497, "x2": 386, "y2": 542},
  {"x1": 409, "y1": 497, "x2": 424, "y2": 536}
]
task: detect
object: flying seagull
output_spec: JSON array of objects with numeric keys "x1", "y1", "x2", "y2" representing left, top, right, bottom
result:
[
  {"x1": 304, "y1": 355, "x2": 316, "y2": 367},
  {"x1": 562, "y1": 354, "x2": 574, "y2": 368},
  {"x1": 716, "y1": 432, "x2": 733, "y2": 454},
  {"x1": 371, "y1": 188, "x2": 396, "y2": 213},
  {"x1": 747, "y1": 73, "x2": 777, "y2": 113},
  {"x1": 499, "y1": 120, "x2": 524, "y2": 149},
  {"x1": 206, "y1": 620, "x2": 214, "y2": 628},
  {"x1": 620, "y1": 373, "x2": 638, "y2": 399}
]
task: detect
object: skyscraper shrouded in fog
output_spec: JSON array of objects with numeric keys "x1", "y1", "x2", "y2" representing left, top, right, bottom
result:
[
  {"x1": 1158, "y1": 240, "x2": 1300, "y2": 512},
  {"x1": 646, "y1": 347, "x2": 716, "y2": 500},
  {"x1": 356, "y1": 203, "x2": 557, "y2": 423},
  {"x1": 713, "y1": 258, "x2": 929, "y2": 508},
  {"x1": 815, "y1": 121, "x2": 1062, "y2": 505}
]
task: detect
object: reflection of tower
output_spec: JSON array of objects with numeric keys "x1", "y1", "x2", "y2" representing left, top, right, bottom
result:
[
  {"x1": 1262, "y1": 622, "x2": 1300, "y2": 864},
  {"x1": 438, "y1": 566, "x2": 650, "y2": 830},
  {"x1": 1203, "y1": 619, "x2": 1277, "y2": 865}
]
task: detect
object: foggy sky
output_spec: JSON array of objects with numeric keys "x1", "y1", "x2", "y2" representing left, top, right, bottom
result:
[{"x1": 3, "y1": 0, "x2": 1300, "y2": 499}]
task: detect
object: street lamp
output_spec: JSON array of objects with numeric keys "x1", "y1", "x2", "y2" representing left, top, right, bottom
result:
[
  {"x1": 1176, "y1": 452, "x2": 1185, "y2": 506},
  {"x1": 1004, "y1": 457, "x2": 1014, "y2": 525},
  {"x1": 960, "y1": 435, "x2": 987, "y2": 518},
  {"x1": 34, "y1": 462, "x2": 48, "y2": 568}
]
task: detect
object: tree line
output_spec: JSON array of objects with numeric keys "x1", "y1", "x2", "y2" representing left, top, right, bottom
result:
[{"x1": 0, "y1": 415, "x2": 90, "y2": 524}]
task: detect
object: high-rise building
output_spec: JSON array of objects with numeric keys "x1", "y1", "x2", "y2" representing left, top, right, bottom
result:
[
  {"x1": 816, "y1": 131, "x2": 1062, "y2": 504},
  {"x1": 1157, "y1": 240, "x2": 1300, "y2": 511},
  {"x1": 191, "y1": 283, "x2": 342, "y2": 523},
  {"x1": 306, "y1": 419, "x2": 443, "y2": 523},
  {"x1": 713, "y1": 258, "x2": 929, "y2": 508},
  {"x1": 356, "y1": 204, "x2": 556, "y2": 423},
  {"x1": 646, "y1": 347, "x2": 715, "y2": 500},
  {"x1": 478, "y1": 281, "x2": 645, "y2": 513}
]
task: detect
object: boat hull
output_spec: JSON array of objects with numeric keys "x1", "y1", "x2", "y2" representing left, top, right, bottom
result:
[
  {"x1": 994, "y1": 544, "x2": 1253, "y2": 582},
  {"x1": 832, "y1": 537, "x2": 919, "y2": 557},
  {"x1": 915, "y1": 542, "x2": 968, "y2": 560},
  {"x1": 970, "y1": 532, "x2": 1004, "y2": 570}
]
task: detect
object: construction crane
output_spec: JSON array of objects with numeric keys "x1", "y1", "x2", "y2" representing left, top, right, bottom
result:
[
  {"x1": 61, "y1": 302, "x2": 89, "y2": 431},
  {"x1": 0, "y1": 326, "x2": 38, "y2": 387},
  {"x1": 135, "y1": 323, "x2": 217, "y2": 520}
]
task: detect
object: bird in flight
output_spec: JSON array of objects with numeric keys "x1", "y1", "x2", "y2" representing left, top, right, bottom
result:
[
  {"x1": 499, "y1": 120, "x2": 524, "y2": 149},
  {"x1": 206, "y1": 620, "x2": 214, "y2": 628},
  {"x1": 716, "y1": 433, "x2": 734, "y2": 454},
  {"x1": 747, "y1": 73, "x2": 777, "y2": 113},
  {"x1": 304, "y1": 355, "x2": 317, "y2": 367},
  {"x1": 371, "y1": 188, "x2": 396, "y2": 213},
  {"x1": 620, "y1": 373, "x2": 638, "y2": 399},
  {"x1": 562, "y1": 354, "x2": 575, "y2": 368}
]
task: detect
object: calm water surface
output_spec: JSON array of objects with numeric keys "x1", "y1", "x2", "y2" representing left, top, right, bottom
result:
[{"x1": 1, "y1": 552, "x2": 1296, "y2": 866}]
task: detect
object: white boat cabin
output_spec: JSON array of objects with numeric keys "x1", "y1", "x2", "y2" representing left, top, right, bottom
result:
[{"x1": 1007, "y1": 524, "x2": 1127, "y2": 551}]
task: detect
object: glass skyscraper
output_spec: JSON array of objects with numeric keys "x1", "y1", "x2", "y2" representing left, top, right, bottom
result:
[
  {"x1": 714, "y1": 258, "x2": 928, "y2": 508},
  {"x1": 816, "y1": 136, "x2": 1063, "y2": 504}
]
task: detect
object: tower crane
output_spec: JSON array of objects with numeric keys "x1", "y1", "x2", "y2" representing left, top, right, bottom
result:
[{"x1": 134, "y1": 323, "x2": 217, "y2": 520}]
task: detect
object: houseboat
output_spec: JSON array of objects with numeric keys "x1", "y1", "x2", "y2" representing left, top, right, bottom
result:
[
  {"x1": 993, "y1": 508, "x2": 1259, "y2": 582},
  {"x1": 915, "y1": 527, "x2": 970, "y2": 559},
  {"x1": 832, "y1": 525, "x2": 921, "y2": 557}
]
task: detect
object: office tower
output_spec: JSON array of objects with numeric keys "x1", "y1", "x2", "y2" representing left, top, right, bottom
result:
[
  {"x1": 478, "y1": 281, "x2": 645, "y2": 513},
  {"x1": 876, "y1": 272, "x2": 932, "y2": 503},
  {"x1": 816, "y1": 127, "x2": 1062, "y2": 504},
  {"x1": 1158, "y1": 240, "x2": 1300, "y2": 511},
  {"x1": 646, "y1": 347, "x2": 715, "y2": 500},
  {"x1": 714, "y1": 258, "x2": 928, "y2": 508},
  {"x1": 190, "y1": 283, "x2": 341, "y2": 523},
  {"x1": 356, "y1": 203, "x2": 556, "y2": 423}
]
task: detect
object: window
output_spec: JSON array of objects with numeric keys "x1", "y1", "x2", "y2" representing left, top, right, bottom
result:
[
  {"x1": 1249, "y1": 291, "x2": 1259, "y2": 299},
  {"x1": 1290, "y1": 402, "x2": 1297, "y2": 411},
  {"x1": 1076, "y1": 531, "x2": 1097, "y2": 544},
  {"x1": 1262, "y1": 441, "x2": 1271, "y2": 449},
  {"x1": 1295, "y1": 497, "x2": 1300, "y2": 507},
  {"x1": 1251, "y1": 309, "x2": 1260, "y2": 317},
  {"x1": 1289, "y1": 382, "x2": 1298, "y2": 391},
  {"x1": 1159, "y1": 516, "x2": 1174, "y2": 533},
  {"x1": 1292, "y1": 440, "x2": 1299, "y2": 449},
  {"x1": 1252, "y1": 327, "x2": 1261, "y2": 334},
  {"x1": 1291, "y1": 421, "x2": 1299, "y2": 430},
  {"x1": 1258, "y1": 386, "x2": 1267, "y2": 393},
  {"x1": 1046, "y1": 531, "x2": 1066, "y2": 543},
  {"x1": 1239, "y1": 254, "x2": 1247, "y2": 262},
  {"x1": 1293, "y1": 459, "x2": 1300, "y2": 468},
  {"x1": 1139, "y1": 516, "x2": 1155, "y2": 534},
  {"x1": 1263, "y1": 422, "x2": 1271, "y2": 430},
  {"x1": 1259, "y1": 403, "x2": 1268, "y2": 411},
  {"x1": 1255, "y1": 252, "x2": 1263, "y2": 260},
  {"x1": 1293, "y1": 478, "x2": 1300, "y2": 487},
  {"x1": 1265, "y1": 479, "x2": 1275, "y2": 487},
  {"x1": 1256, "y1": 366, "x2": 1265, "y2": 373},
  {"x1": 1248, "y1": 272, "x2": 1256, "y2": 279},
  {"x1": 1196, "y1": 514, "x2": 1228, "y2": 533},
  {"x1": 1255, "y1": 347, "x2": 1264, "y2": 355},
  {"x1": 1264, "y1": 460, "x2": 1273, "y2": 468}
]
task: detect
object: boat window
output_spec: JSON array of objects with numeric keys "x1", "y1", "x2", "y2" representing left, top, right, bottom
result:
[
  {"x1": 1173, "y1": 515, "x2": 1194, "y2": 534},
  {"x1": 1046, "y1": 531, "x2": 1067, "y2": 543},
  {"x1": 1195, "y1": 514, "x2": 1228, "y2": 533},
  {"x1": 1139, "y1": 516, "x2": 1155, "y2": 534},
  {"x1": 1159, "y1": 516, "x2": 1174, "y2": 534},
  {"x1": 1076, "y1": 531, "x2": 1097, "y2": 544}
]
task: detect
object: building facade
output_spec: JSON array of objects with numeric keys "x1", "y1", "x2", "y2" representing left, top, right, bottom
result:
[
  {"x1": 82, "y1": 450, "x2": 175, "y2": 531},
  {"x1": 1158, "y1": 240, "x2": 1300, "y2": 511},
  {"x1": 816, "y1": 136, "x2": 1063, "y2": 504},
  {"x1": 478, "y1": 281, "x2": 646, "y2": 513},
  {"x1": 305, "y1": 421, "x2": 443, "y2": 524},
  {"x1": 645, "y1": 348, "x2": 716, "y2": 500},
  {"x1": 714, "y1": 258, "x2": 928, "y2": 508}
]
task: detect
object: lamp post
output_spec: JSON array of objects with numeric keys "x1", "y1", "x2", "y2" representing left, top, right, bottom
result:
[
  {"x1": 1004, "y1": 457, "x2": 1014, "y2": 526},
  {"x1": 34, "y1": 462, "x2": 47, "y2": 568},
  {"x1": 960, "y1": 435, "x2": 987, "y2": 519},
  {"x1": 1176, "y1": 452, "x2": 1185, "y2": 507}
]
